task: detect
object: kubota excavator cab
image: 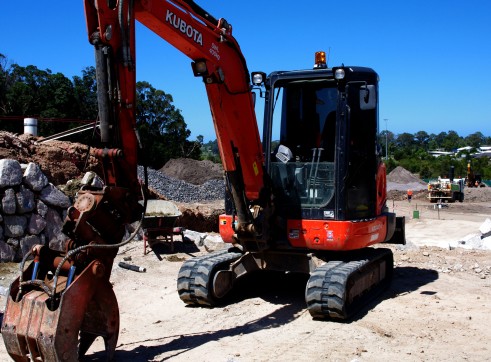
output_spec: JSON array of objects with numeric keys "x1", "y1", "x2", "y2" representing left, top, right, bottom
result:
[
  {"x1": 263, "y1": 66, "x2": 379, "y2": 217},
  {"x1": 243, "y1": 55, "x2": 403, "y2": 251}
]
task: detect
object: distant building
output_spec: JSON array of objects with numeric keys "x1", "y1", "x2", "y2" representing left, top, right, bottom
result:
[
  {"x1": 429, "y1": 146, "x2": 491, "y2": 159},
  {"x1": 428, "y1": 150, "x2": 454, "y2": 157},
  {"x1": 456, "y1": 146, "x2": 473, "y2": 153},
  {"x1": 474, "y1": 146, "x2": 491, "y2": 159}
]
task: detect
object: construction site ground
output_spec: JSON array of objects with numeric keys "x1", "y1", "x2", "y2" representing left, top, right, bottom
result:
[{"x1": 1, "y1": 198, "x2": 490, "y2": 361}]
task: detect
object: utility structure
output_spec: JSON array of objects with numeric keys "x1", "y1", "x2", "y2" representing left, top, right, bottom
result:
[
  {"x1": 384, "y1": 118, "x2": 389, "y2": 159},
  {"x1": 2, "y1": 1, "x2": 405, "y2": 360}
]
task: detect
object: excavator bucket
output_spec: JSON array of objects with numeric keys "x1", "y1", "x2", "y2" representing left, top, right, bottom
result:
[{"x1": 2, "y1": 260, "x2": 119, "y2": 361}]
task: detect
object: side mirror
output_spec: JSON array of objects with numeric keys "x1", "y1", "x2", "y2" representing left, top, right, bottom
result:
[{"x1": 359, "y1": 84, "x2": 377, "y2": 110}]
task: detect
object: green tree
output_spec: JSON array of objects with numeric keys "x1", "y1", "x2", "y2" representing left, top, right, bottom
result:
[
  {"x1": 393, "y1": 132, "x2": 415, "y2": 160},
  {"x1": 0, "y1": 53, "x2": 11, "y2": 115},
  {"x1": 441, "y1": 130, "x2": 462, "y2": 151},
  {"x1": 414, "y1": 130, "x2": 430, "y2": 149},
  {"x1": 464, "y1": 132, "x2": 485, "y2": 149},
  {"x1": 419, "y1": 162, "x2": 432, "y2": 179},
  {"x1": 7, "y1": 64, "x2": 50, "y2": 116},
  {"x1": 136, "y1": 81, "x2": 201, "y2": 168},
  {"x1": 433, "y1": 132, "x2": 448, "y2": 149},
  {"x1": 38, "y1": 72, "x2": 78, "y2": 136},
  {"x1": 395, "y1": 132, "x2": 415, "y2": 150},
  {"x1": 73, "y1": 67, "x2": 98, "y2": 120},
  {"x1": 2, "y1": 64, "x2": 79, "y2": 135},
  {"x1": 201, "y1": 138, "x2": 221, "y2": 163},
  {"x1": 378, "y1": 130, "x2": 395, "y2": 158}
]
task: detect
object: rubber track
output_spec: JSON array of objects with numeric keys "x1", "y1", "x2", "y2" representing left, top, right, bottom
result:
[
  {"x1": 177, "y1": 249, "x2": 242, "y2": 306},
  {"x1": 305, "y1": 248, "x2": 393, "y2": 320}
]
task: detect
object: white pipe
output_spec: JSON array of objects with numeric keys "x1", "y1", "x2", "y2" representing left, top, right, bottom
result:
[{"x1": 24, "y1": 118, "x2": 38, "y2": 136}]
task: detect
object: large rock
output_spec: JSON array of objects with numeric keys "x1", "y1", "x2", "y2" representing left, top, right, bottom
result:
[
  {"x1": 482, "y1": 235, "x2": 491, "y2": 250},
  {"x1": 0, "y1": 159, "x2": 23, "y2": 188},
  {"x1": 23, "y1": 162, "x2": 49, "y2": 191},
  {"x1": 16, "y1": 185, "x2": 36, "y2": 214},
  {"x1": 3, "y1": 215, "x2": 27, "y2": 238},
  {"x1": 202, "y1": 233, "x2": 227, "y2": 252},
  {"x1": 182, "y1": 230, "x2": 226, "y2": 252},
  {"x1": 183, "y1": 229, "x2": 208, "y2": 245},
  {"x1": 20, "y1": 235, "x2": 41, "y2": 257},
  {"x1": 2, "y1": 188, "x2": 17, "y2": 215},
  {"x1": 28, "y1": 214, "x2": 47, "y2": 235},
  {"x1": 36, "y1": 200, "x2": 48, "y2": 218},
  {"x1": 0, "y1": 241, "x2": 16, "y2": 262},
  {"x1": 44, "y1": 208, "x2": 68, "y2": 251},
  {"x1": 479, "y1": 218, "x2": 491, "y2": 239},
  {"x1": 39, "y1": 183, "x2": 71, "y2": 208}
]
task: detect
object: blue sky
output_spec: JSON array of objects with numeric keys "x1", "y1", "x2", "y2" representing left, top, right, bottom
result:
[{"x1": 1, "y1": 1, "x2": 490, "y2": 142}]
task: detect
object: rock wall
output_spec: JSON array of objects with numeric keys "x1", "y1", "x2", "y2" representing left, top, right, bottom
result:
[{"x1": 0, "y1": 159, "x2": 70, "y2": 262}]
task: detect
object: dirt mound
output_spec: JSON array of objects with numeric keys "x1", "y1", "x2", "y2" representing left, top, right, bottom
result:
[
  {"x1": 464, "y1": 186, "x2": 491, "y2": 202},
  {"x1": 387, "y1": 166, "x2": 426, "y2": 185},
  {"x1": 387, "y1": 166, "x2": 427, "y2": 192},
  {"x1": 0, "y1": 131, "x2": 99, "y2": 185},
  {"x1": 160, "y1": 158, "x2": 223, "y2": 185}
]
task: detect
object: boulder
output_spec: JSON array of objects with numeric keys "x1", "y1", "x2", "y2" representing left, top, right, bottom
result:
[
  {"x1": 44, "y1": 208, "x2": 68, "y2": 251},
  {"x1": 39, "y1": 183, "x2": 71, "y2": 208},
  {"x1": 28, "y1": 214, "x2": 47, "y2": 235},
  {"x1": 23, "y1": 162, "x2": 49, "y2": 191},
  {"x1": 20, "y1": 235, "x2": 41, "y2": 257},
  {"x1": 0, "y1": 241, "x2": 16, "y2": 262},
  {"x1": 481, "y1": 235, "x2": 491, "y2": 250},
  {"x1": 36, "y1": 200, "x2": 48, "y2": 218},
  {"x1": 479, "y1": 218, "x2": 491, "y2": 239},
  {"x1": 16, "y1": 185, "x2": 36, "y2": 214},
  {"x1": 182, "y1": 229, "x2": 226, "y2": 252},
  {"x1": 0, "y1": 159, "x2": 23, "y2": 188},
  {"x1": 2, "y1": 188, "x2": 17, "y2": 215},
  {"x1": 3, "y1": 215, "x2": 27, "y2": 238}
]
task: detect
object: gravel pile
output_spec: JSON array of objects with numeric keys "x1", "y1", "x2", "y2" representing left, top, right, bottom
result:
[
  {"x1": 387, "y1": 166, "x2": 427, "y2": 191},
  {"x1": 138, "y1": 166, "x2": 225, "y2": 203}
]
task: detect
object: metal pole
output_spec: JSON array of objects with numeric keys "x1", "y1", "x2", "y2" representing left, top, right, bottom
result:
[{"x1": 384, "y1": 118, "x2": 388, "y2": 159}]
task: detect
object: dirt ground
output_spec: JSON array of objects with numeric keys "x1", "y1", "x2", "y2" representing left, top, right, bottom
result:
[{"x1": 1, "y1": 197, "x2": 490, "y2": 361}]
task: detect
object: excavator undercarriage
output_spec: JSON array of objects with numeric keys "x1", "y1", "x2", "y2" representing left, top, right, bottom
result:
[{"x1": 178, "y1": 247, "x2": 394, "y2": 320}]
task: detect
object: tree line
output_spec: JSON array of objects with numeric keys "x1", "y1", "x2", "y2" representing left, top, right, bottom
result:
[
  {"x1": 380, "y1": 130, "x2": 491, "y2": 179},
  {"x1": 0, "y1": 53, "x2": 201, "y2": 169},
  {"x1": 202, "y1": 130, "x2": 491, "y2": 180}
]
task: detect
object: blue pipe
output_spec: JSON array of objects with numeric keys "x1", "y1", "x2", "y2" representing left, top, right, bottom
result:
[
  {"x1": 66, "y1": 266, "x2": 76, "y2": 288},
  {"x1": 31, "y1": 261, "x2": 39, "y2": 281}
]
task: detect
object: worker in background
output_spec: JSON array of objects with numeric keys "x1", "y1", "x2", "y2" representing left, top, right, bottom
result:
[{"x1": 407, "y1": 189, "x2": 413, "y2": 203}]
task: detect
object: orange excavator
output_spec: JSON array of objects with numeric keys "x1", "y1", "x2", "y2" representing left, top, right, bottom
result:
[{"x1": 2, "y1": 0, "x2": 405, "y2": 360}]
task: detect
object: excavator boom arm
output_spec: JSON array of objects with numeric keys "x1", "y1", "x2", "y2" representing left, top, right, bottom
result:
[{"x1": 84, "y1": 0, "x2": 265, "y2": 201}]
